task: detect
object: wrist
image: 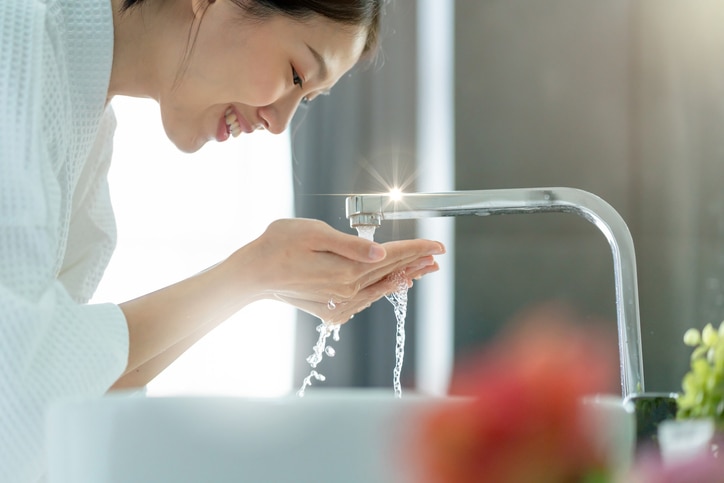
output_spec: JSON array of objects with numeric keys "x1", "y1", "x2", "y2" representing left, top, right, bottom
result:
[{"x1": 218, "y1": 243, "x2": 267, "y2": 306}]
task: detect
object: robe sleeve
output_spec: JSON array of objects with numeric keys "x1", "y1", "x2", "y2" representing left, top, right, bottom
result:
[{"x1": 0, "y1": 1, "x2": 129, "y2": 481}]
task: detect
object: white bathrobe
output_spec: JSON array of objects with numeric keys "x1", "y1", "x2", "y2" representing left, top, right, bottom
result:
[{"x1": 0, "y1": 0, "x2": 129, "y2": 480}]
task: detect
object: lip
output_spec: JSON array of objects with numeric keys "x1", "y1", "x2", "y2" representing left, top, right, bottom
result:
[
  {"x1": 215, "y1": 106, "x2": 251, "y2": 142},
  {"x1": 215, "y1": 106, "x2": 264, "y2": 141},
  {"x1": 215, "y1": 115, "x2": 230, "y2": 142},
  {"x1": 230, "y1": 106, "x2": 255, "y2": 134}
]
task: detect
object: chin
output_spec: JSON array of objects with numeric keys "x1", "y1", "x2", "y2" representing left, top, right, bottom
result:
[
  {"x1": 166, "y1": 129, "x2": 206, "y2": 154},
  {"x1": 158, "y1": 113, "x2": 205, "y2": 153},
  {"x1": 174, "y1": 139, "x2": 205, "y2": 154}
]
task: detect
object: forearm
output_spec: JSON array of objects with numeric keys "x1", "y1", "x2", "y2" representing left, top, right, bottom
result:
[
  {"x1": 110, "y1": 319, "x2": 216, "y2": 390},
  {"x1": 117, "y1": 254, "x2": 259, "y2": 383}
]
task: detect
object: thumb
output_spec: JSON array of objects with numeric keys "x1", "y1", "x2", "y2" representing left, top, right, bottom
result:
[{"x1": 319, "y1": 229, "x2": 387, "y2": 263}]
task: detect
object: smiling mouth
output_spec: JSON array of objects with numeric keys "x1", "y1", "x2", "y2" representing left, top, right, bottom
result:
[{"x1": 225, "y1": 108, "x2": 242, "y2": 137}]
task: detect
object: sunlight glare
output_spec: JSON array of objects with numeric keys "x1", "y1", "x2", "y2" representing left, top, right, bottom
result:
[
  {"x1": 388, "y1": 187, "x2": 404, "y2": 201},
  {"x1": 93, "y1": 96, "x2": 296, "y2": 398}
]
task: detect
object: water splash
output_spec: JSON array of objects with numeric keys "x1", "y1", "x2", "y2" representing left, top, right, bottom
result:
[
  {"x1": 297, "y1": 322, "x2": 341, "y2": 397},
  {"x1": 297, "y1": 370, "x2": 326, "y2": 397}
]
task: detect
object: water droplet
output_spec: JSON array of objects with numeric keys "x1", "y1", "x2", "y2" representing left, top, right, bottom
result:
[
  {"x1": 327, "y1": 298, "x2": 336, "y2": 310},
  {"x1": 325, "y1": 346, "x2": 336, "y2": 357}
]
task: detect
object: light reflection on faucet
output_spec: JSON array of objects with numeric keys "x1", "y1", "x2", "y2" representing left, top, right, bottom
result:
[{"x1": 345, "y1": 187, "x2": 645, "y2": 398}]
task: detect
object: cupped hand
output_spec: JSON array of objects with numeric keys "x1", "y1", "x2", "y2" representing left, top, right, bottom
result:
[{"x1": 230, "y1": 218, "x2": 444, "y2": 324}]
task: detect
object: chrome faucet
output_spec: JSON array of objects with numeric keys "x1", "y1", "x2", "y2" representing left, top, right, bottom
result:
[{"x1": 346, "y1": 187, "x2": 645, "y2": 397}]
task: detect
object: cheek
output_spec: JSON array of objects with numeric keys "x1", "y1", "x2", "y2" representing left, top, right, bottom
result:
[
  {"x1": 235, "y1": 54, "x2": 287, "y2": 106},
  {"x1": 194, "y1": 56, "x2": 282, "y2": 107},
  {"x1": 194, "y1": 37, "x2": 286, "y2": 106},
  {"x1": 243, "y1": 75, "x2": 286, "y2": 107}
]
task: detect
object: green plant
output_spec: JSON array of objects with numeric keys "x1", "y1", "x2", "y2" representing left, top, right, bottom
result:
[{"x1": 677, "y1": 321, "x2": 724, "y2": 427}]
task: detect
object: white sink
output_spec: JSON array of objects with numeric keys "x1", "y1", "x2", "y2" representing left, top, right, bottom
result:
[
  {"x1": 46, "y1": 390, "x2": 633, "y2": 482},
  {"x1": 46, "y1": 389, "x2": 457, "y2": 483}
]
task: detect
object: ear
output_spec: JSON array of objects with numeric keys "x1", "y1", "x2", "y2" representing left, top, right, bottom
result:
[{"x1": 190, "y1": 0, "x2": 214, "y2": 19}]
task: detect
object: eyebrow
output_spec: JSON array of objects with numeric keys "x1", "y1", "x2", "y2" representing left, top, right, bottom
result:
[{"x1": 306, "y1": 43, "x2": 329, "y2": 81}]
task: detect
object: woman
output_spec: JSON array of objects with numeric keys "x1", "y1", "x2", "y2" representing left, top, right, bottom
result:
[{"x1": 0, "y1": 0, "x2": 444, "y2": 480}]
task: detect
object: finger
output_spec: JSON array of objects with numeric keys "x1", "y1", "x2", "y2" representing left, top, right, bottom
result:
[
  {"x1": 381, "y1": 239, "x2": 446, "y2": 258},
  {"x1": 310, "y1": 235, "x2": 444, "y2": 293},
  {"x1": 312, "y1": 224, "x2": 387, "y2": 262},
  {"x1": 275, "y1": 293, "x2": 373, "y2": 325},
  {"x1": 355, "y1": 240, "x2": 445, "y2": 279},
  {"x1": 304, "y1": 240, "x2": 442, "y2": 299},
  {"x1": 352, "y1": 274, "x2": 409, "y2": 304},
  {"x1": 326, "y1": 303, "x2": 370, "y2": 325},
  {"x1": 402, "y1": 255, "x2": 437, "y2": 274},
  {"x1": 316, "y1": 228, "x2": 444, "y2": 265},
  {"x1": 404, "y1": 261, "x2": 440, "y2": 281},
  {"x1": 356, "y1": 253, "x2": 438, "y2": 291},
  {"x1": 327, "y1": 286, "x2": 397, "y2": 324}
]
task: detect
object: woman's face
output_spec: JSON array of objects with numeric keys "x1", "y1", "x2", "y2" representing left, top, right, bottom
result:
[{"x1": 159, "y1": 1, "x2": 368, "y2": 153}]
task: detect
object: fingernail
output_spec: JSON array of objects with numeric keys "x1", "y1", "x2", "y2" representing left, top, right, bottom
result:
[
  {"x1": 417, "y1": 264, "x2": 440, "y2": 277},
  {"x1": 368, "y1": 244, "x2": 386, "y2": 261},
  {"x1": 427, "y1": 243, "x2": 445, "y2": 255},
  {"x1": 411, "y1": 258, "x2": 436, "y2": 270}
]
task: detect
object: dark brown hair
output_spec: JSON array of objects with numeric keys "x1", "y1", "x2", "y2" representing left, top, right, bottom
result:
[{"x1": 121, "y1": 0, "x2": 383, "y2": 57}]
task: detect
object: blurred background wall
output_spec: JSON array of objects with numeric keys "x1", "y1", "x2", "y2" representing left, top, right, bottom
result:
[{"x1": 291, "y1": 0, "x2": 724, "y2": 394}]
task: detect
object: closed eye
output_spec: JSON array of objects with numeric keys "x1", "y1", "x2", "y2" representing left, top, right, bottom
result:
[{"x1": 292, "y1": 66, "x2": 304, "y2": 89}]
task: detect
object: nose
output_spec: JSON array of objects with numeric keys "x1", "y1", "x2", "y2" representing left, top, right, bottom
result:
[{"x1": 258, "y1": 93, "x2": 304, "y2": 135}]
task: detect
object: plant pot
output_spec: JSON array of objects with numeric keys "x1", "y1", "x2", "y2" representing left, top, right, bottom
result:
[{"x1": 657, "y1": 418, "x2": 717, "y2": 465}]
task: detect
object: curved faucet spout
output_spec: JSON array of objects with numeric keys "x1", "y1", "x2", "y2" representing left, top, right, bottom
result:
[{"x1": 345, "y1": 187, "x2": 645, "y2": 397}]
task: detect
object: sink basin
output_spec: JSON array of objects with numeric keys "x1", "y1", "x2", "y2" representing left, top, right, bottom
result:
[
  {"x1": 46, "y1": 390, "x2": 633, "y2": 482},
  {"x1": 46, "y1": 389, "x2": 457, "y2": 483}
]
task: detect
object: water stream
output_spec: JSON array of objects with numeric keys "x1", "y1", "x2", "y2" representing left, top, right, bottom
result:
[
  {"x1": 385, "y1": 272, "x2": 409, "y2": 399},
  {"x1": 357, "y1": 227, "x2": 409, "y2": 397}
]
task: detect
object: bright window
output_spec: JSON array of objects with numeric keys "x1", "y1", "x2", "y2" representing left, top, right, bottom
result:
[{"x1": 92, "y1": 97, "x2": 296, "y2": 397}]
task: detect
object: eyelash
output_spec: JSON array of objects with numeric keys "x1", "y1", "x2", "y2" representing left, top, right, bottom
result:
[{"x1": 292, "y1": 66, "x2": 304, "y2": 89}]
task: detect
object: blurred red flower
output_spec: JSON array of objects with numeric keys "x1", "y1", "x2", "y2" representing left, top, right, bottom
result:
[{"x1": 411, "y1": 303, "x2": 619, "y2": 483}]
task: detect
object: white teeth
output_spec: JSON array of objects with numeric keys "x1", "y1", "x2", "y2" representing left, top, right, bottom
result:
[{"x1": 224, "y1": 107, "x2": 241, "y2": 138}]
